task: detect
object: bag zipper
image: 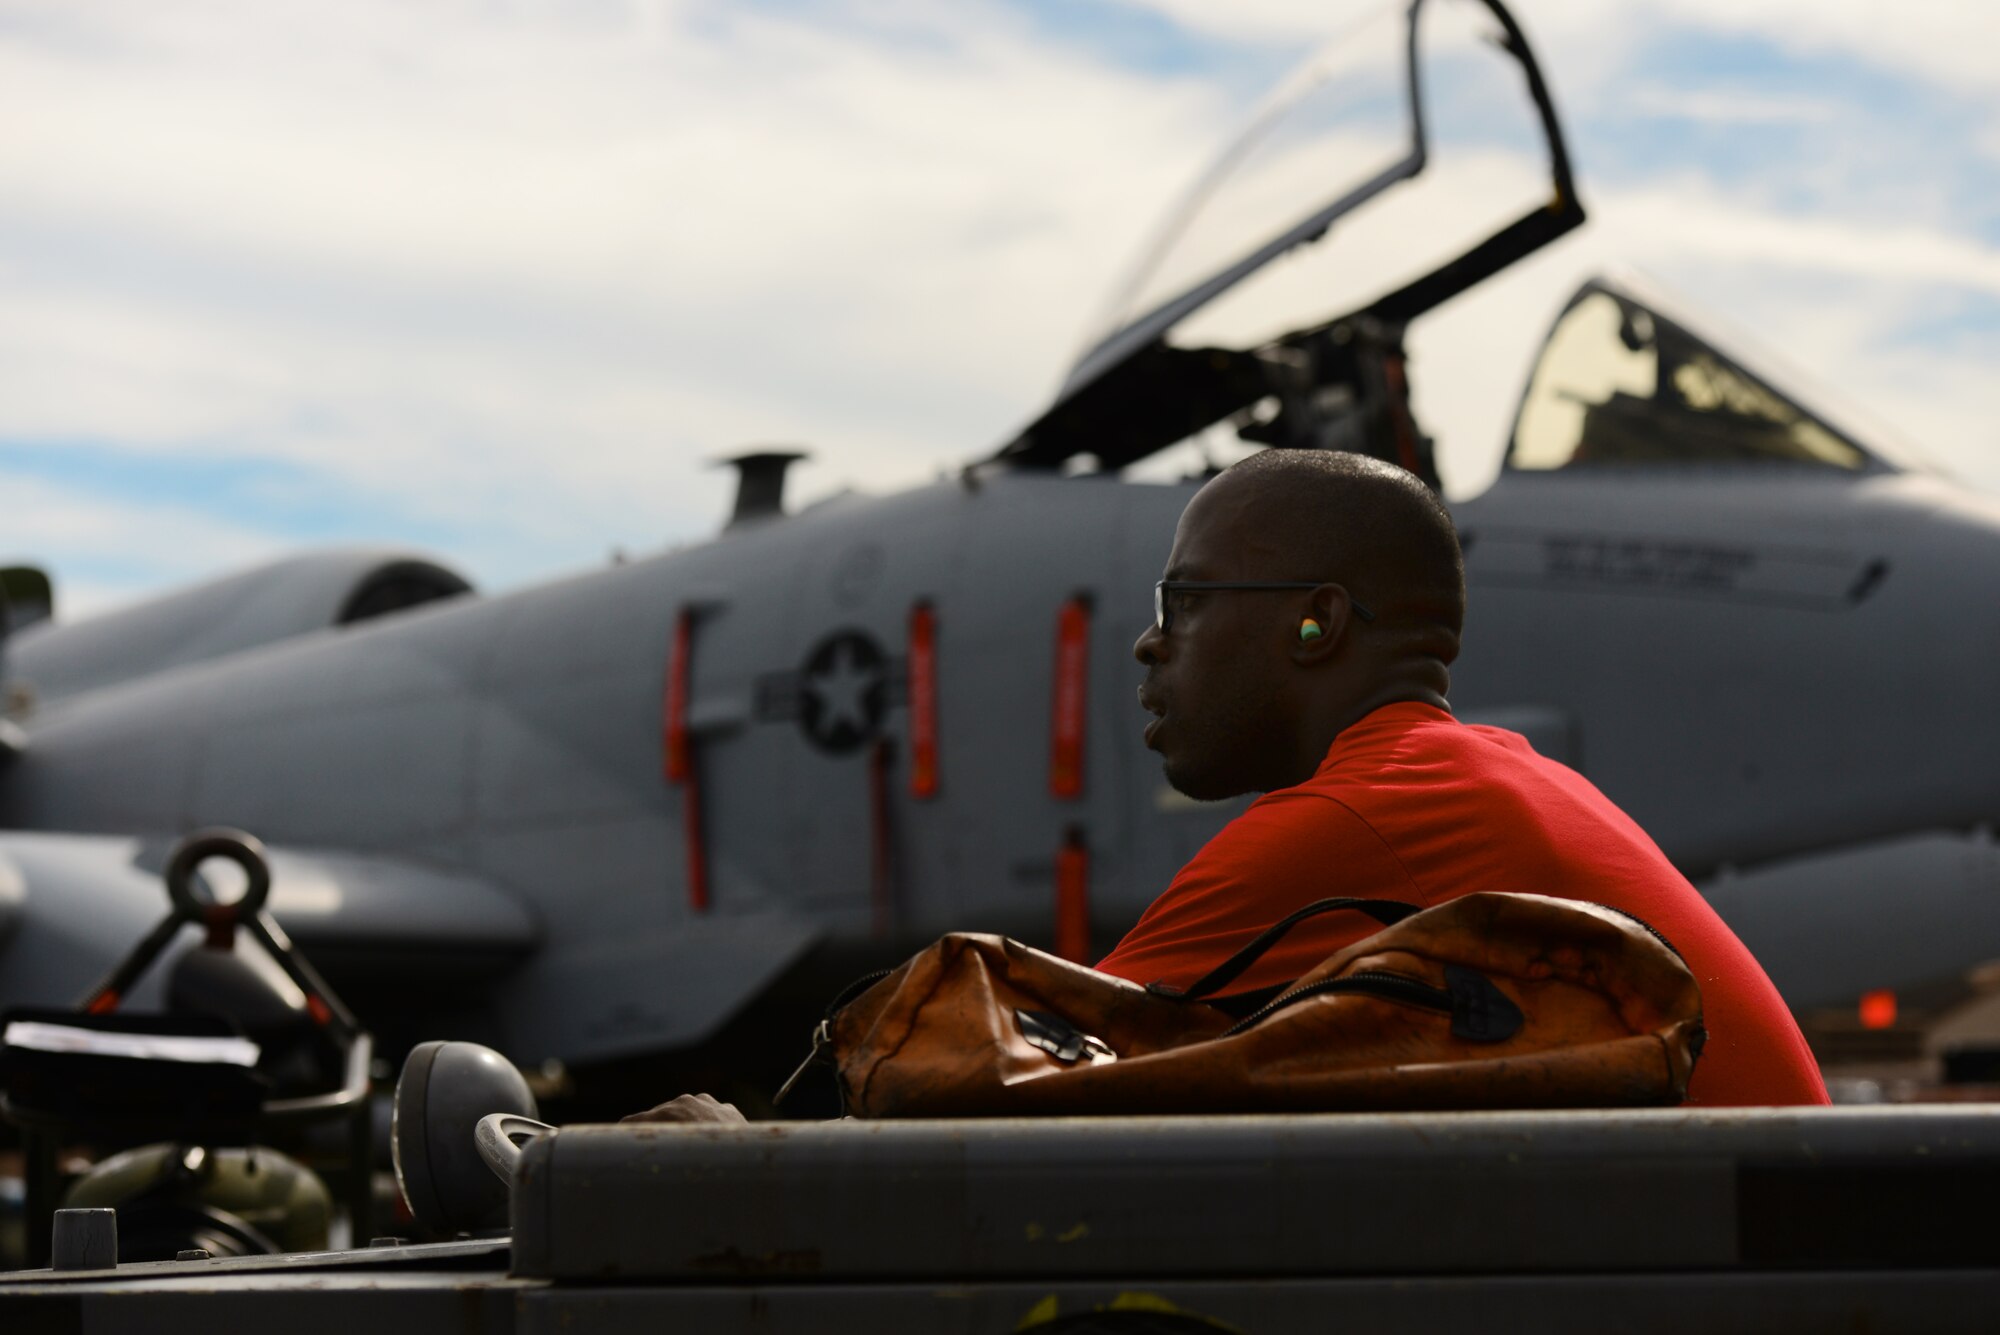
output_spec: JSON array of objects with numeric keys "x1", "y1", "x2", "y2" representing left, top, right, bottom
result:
[
  {"x1": 823, "y1": 967, "x2": 896, "y2": 1019},
  {"x1": 774, "y1": 966, "x2": 898, "y2": 1108},
  {"x1": 1592, "y1": 904, "x2": 1684, "y2": 962},
  {"x1": 1219, "y1": 969, "x2": 1452, "y2": 1039}
]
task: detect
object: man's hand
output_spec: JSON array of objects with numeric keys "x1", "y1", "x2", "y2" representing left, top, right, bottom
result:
[{"x1": 620, "y1": 1092, "x2": 749, "y2": 1125}]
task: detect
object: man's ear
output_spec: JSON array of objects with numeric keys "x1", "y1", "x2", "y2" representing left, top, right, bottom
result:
[{"x1": 1289, "y1": 584, "x2": 1360, "y2": 664}]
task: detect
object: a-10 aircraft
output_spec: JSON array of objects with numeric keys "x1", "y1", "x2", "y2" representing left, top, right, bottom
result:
[{"x1": 2, "y1": 0, "x2": 1996, "y2": 1105}]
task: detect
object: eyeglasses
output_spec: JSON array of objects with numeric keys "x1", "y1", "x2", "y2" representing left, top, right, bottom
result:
[{"x1": 1154, "y1": 580, "x2": 1376, "y2": 634}]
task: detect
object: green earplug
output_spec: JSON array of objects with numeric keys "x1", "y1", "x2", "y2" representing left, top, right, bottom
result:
[{"x1": 1299, "y1": 619, "x2": 1324, "y2": 641}]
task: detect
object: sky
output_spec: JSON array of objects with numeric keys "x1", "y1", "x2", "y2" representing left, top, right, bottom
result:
[{"x1": 2, "y1": 0, "x2": 1996, "y2": 618}]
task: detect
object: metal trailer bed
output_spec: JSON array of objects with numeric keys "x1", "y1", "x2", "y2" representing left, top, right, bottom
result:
[{"x1": 5, "y1": 1105, "x2": 1999, "y2": 1333}]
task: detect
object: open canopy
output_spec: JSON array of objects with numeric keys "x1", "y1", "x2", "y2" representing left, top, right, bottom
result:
[{"x1": 990, "y1": 0, "x2": 1581, "y2": 473}]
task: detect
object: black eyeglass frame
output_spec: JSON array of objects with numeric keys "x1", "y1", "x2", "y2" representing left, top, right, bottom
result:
[{"x1": 1153, "y1": 580, "x2": 1376, "y2": 634}]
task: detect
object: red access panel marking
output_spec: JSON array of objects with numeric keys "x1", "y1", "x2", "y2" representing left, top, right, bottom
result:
[
  {"x1": 908, "y1": 602, "x2": 939, "y2": 799},
  {"x1": 1049, "y1": 596, "x2": 1090, "y2": 800}
]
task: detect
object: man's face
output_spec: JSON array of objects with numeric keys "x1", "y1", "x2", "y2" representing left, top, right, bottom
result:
[{"x1": 1133, "y1": 478, "x2": 1297, "y2": 801}]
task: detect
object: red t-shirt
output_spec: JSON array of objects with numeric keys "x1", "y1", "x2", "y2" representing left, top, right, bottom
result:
[{"x1": 1097, "y1": 701, "x2": 1827, "y2": 1107}]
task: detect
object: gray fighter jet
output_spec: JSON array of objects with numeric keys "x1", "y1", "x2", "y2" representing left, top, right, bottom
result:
[{"x1": 1, "y1": 0, "x2": 1991, "y2": 1097}]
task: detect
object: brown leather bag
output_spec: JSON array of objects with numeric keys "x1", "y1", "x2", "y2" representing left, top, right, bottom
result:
[{"x1": 791, "y1": 893, "x2": 1705, "y2": 1118}]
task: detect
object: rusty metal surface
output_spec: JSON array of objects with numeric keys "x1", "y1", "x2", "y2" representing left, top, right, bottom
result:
[{"x1": 511, "y1": 1105, "x2": 2000, "y2": 1281}]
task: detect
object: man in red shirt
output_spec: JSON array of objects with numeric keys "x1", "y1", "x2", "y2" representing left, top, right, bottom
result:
[{"x1": 1099, "y1": 448, "x2": 1826, "y2": 1107}]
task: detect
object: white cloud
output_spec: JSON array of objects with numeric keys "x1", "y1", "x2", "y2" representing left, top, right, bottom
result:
[
  {"x1": 0, "y1": 472, "x2": 288, "y2": 617},
  {"x1": 1654, "y1": 0, "x2": 2000, "y2": 98},
  {"x1": 1598, "y1": 181, "x2": 2000, "y2": 298},
  {"x1": 0, "y1": 0, "x2": 1233, "y2": 600},
  {"x1": 0, "y1": 0, "x2": 1995, "y2": 615},
  {"x1": 1106, "y1": 0, "x2": 1652, "y2": 106},
  {"x1": 1113, "y1": 0, "x2": 2000, "y2": 100},
  {"x1": 1619, "y1": 86, "x2": 1839, "y2": 126}
]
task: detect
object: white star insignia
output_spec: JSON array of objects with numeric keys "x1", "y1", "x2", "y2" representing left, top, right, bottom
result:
[{"x1": 806, "y1": 642, "x2": 878, "y2": 735}]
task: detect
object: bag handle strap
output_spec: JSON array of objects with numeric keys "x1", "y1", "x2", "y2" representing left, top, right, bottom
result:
[{"x1": 1165, "y1": 897, "x2": 1420, "y2": 1001}]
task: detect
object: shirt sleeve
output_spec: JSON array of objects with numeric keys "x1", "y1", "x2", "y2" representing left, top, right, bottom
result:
[{"x1": 1094, "y1": 790, "x2": 1417, "y2": 995}]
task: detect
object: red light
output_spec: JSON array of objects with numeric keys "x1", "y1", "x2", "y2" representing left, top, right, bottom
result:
[{"x1": 1859, "y1": 989, "x2": 1897, "y2": 1030}]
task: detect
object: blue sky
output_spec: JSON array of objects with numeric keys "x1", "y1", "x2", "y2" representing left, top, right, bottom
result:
[{"x1": 2, "y1": 0, "x2": 1996, "y2": 616}]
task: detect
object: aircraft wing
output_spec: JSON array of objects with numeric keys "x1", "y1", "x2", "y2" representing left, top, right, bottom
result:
[
  {"x1": 0, "y1": 831, "x2": 539, "y2": 1015},
  {"x1": 253, "y1": 844, "x2": 541, "y2": 977}
]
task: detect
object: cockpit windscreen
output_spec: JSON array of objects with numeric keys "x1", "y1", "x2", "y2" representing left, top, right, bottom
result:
[{"x1": 1510, "y1": 288, "x2": 1876, "y2": 472}]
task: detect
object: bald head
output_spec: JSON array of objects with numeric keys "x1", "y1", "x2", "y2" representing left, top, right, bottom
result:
[
  {"x1": 1134, "y1": 448, "x2": 1466, "y2": 799},
  {"x1": 1211, "y1": 448, "x2": 1465, "y2": 659}
]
